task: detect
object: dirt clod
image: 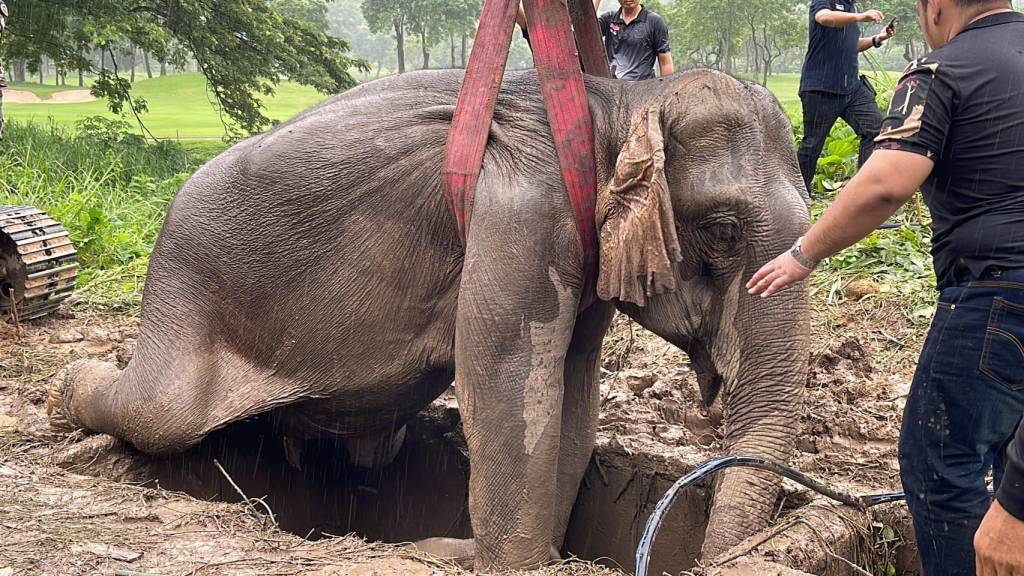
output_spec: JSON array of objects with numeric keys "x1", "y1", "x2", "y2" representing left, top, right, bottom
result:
[{"x1": 49, "y1": 329, "x2": 84, "y2": 344}]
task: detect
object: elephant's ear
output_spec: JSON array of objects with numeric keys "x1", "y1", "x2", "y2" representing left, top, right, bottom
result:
[{"x1": 596, "y1": 106, "x2": 683, "y2": 306}]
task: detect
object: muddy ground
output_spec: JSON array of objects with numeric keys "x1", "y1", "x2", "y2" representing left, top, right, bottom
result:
[{"x1": 0, "y1": 291, "x2": 924, "y2": 575}]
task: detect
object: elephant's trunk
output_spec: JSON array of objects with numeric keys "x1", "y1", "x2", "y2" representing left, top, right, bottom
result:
[{"x1": 701, "y1": 280, "x2": 810, "y2": 560}]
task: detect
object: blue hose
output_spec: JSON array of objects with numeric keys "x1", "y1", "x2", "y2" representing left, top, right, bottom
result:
[{"x1": 634, "y1": 455, "x2": 910, "y2": 576}]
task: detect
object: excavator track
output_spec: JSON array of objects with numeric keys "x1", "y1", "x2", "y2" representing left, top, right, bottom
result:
[{"x1": 0, "y1": 206, "x2": 77, "y2": 321}]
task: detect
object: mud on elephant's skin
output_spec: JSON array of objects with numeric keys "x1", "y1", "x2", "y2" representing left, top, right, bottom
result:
[{"x1": 47, "y1": 68, "x2": 810, "y2": 569}]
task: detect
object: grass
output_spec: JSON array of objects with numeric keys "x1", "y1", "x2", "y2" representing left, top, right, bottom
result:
[
  {"x1": 0, "y1": 118, "x2": 217, "y2": 304},
  {"x1": 4, "y1": 81, "x2": 91, "y2": 99},
  {"x1": 4, "y1": 73, "x2": 329, "y2": 139},
  {"x1": 761, "y1": 69, "x2": 903, "y2": 117}
]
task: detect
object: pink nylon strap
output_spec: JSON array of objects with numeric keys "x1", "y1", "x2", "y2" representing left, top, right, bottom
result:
[{"x1": 442, "y1": 0, "x2": 609, "y2": 290}]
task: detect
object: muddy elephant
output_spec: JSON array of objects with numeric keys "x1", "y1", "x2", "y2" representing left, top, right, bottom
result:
[{"x1": 47, "y1": 68, "x2": 810, "y2": 569}]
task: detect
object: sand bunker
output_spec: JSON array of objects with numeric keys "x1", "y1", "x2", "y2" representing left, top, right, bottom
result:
[{"x1": 2, "y1": 89, "x2": 96, "y2": 104}]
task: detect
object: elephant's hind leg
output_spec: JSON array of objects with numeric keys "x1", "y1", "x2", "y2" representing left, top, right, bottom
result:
[{"x1": 47, "y1": 343, "x2": 310, "y2": 455}]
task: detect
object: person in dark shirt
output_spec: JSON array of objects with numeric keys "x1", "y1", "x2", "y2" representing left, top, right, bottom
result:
[
  {"x1": 797, "y1": 0, "x2": 895, "y2": 193},
  {"x1": 747, "y1": 1, "x2": 1024, "y2": 574},
  {"x1": 516, "y1": 0, "x2": 673, "y2": 80}
]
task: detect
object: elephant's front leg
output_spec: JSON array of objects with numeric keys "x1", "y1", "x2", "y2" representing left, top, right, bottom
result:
[
  {"x1": 551, "y1": 301, "x2": 615, "y2": 552},
  {"x1": 453, "y1": 213, "x2": 582, "y2": 569}
]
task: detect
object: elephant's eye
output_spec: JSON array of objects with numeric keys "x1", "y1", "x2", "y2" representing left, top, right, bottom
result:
[{"x1": 700, "y1": 217, "x2": 742, "y2": 245}]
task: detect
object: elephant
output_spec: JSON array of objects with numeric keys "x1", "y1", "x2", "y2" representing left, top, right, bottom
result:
[{"x1": 46, "y1": 67, "x2": 810, "y2": 570}]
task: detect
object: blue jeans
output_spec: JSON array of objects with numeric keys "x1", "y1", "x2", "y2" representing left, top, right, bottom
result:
[{"x1": 900, "y1": 267, "x2": 1024, "y2": 576}]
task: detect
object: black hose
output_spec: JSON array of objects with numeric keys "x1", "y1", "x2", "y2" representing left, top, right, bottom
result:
[{"x1": 634, "y1": 455, "x2": 910, "y2": 576}]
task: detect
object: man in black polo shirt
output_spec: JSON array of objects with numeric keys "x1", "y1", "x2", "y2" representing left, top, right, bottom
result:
[
  {"x1": 747, "y1": 0, "x2": 1024, "y2": 574},
  {"x1": 798, "y1": 0, "x2": 895, "y2": 193},
  {"x1": 516, "y1": 0, "x2": 673, "y2": 80}
]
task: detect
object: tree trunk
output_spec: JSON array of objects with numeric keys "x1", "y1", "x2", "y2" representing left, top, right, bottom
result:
[
  {"x1": 421, "y1": 30, "x2": 430, "y2": 69},
  {"x1": 450, "y1": 33, "x2": 456, "y2": 68},
  {"x1": 130, "y1": 46, "x2": 137, "y2": 83},
  {"x1": 160, "y1": 60, "x2": 167, "y2": 76},
  {"x1": 100, "y1": 49, "x2": 107, "y2": 72},
  {"x1": 376, "y1": 60, "x2": 383, "y2": 78},
  {"x1": 144, "y1": 51, "x2": 153, "y2": 79},
  {"x1": 461, "y1": 33, "x2": 467, "y2": 68},
  {"x1": 39, "y1": 58, "x2": 45, "y2": 84},
  {"x1": 395, "y1": 19, "x2": 406, "y2": 74},
  {"x1": 78, "y1": 68, "x2": 84, "y2": 87},
  {"x1": 13, "y1": 59, "x2": 25, "y2": 83}
]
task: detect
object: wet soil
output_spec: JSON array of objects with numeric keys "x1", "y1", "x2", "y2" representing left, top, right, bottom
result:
[{"x1": 0, "y1": 295, "x2": 925, "y2": 574}]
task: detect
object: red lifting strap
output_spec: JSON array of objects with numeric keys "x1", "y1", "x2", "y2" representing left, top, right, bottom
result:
[
  {"x1": 568, "y1": 0, "x2": 610, "y2": 78},
  {"x1": 442, "y1": 0, "x2": 607, "y2": 291},
  {"x1": 441, "y1": 0, "x2": 518, "y2": 244},
  {"x1": 522, "y1": 0, "x2": 599, "y2": 276}
]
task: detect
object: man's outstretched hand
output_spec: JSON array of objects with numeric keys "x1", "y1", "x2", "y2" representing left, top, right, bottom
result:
[
  {"x1": 860, "y1": 9, "x2": 884, "y2": 23},
  {"x1": 746, "y1": 251, "x2": 812, "y2": 298},
  {"x1": 975, "y1": 501, "x2": 1024, "y2": 576}
]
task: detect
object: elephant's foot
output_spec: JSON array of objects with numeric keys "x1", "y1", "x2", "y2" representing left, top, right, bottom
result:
[
  {"x1": 410, "y1": 538, "x2": 561, "y2": 570},
  {"x1": 411, "y1": 538, "x2": 475, "y2": 570},
  {"x1": 46, "y1": 359, "x2": 121, "y2": 434},
  {"x1": 344, "y1": 425, "x2": 407, "y2": 468}
]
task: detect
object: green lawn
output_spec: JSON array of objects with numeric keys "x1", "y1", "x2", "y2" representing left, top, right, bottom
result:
[
  {"x1": 4, "y1": 73, "x2": 329, "y2": 139},
  {"x1": 3, "y1": 70, "x2": 904, "y2": 140},
  {"x1": 762, "y1": 71, "x2": 904, "y2": 116}
]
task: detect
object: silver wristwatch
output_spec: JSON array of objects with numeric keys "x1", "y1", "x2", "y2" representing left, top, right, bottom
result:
[{"x1": 789, "y1": 236, "x2": 820, "y2": 270}]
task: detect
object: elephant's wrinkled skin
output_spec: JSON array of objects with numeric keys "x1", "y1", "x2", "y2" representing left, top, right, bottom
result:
[{"x1": 47, "y1": 69, "x2": 810, "y2": 570}]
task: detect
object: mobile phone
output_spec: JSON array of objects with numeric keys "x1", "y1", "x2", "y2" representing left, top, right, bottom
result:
[{"x1": 887, "y1": 16, "x2": 898, "y2": 28}]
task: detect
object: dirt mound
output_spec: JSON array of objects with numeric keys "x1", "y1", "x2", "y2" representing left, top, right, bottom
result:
[
  {"x1": 2, "y1": 89, "x2": 96, "y2": 104},
  {"x1": 0, "y1": 295, "x2": 925, "y2": 575}
]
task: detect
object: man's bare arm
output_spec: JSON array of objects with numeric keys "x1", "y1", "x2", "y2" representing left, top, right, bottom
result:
[
  {"x1": 816, "y1": 7, "x2": 881, "y2": 27},
  {"x1": 658, "y1": 53, "x2": 674, "y2": 76},
  {"x1": 800, "y1": 150, "x2": 931, "y2": 262},
  {"x1": 747, "y1": 149, "x2": 933, "y2": 297},
  {"x1": 858, "y1": 19, "x2": 896, "y2": 51}
]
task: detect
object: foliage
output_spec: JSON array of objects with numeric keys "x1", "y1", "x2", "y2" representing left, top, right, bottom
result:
[
  {"x1": 270, "y1": 0, "x2": 331, "y2": 32},
  {"x1": 744, "y1": 0, "x2": 804, "y2": 86},
  {"x1": 2, "y1": 0, "x2": 369, "y2": 135},
  {"x1": 0, "y1": 118, "x2": 219, "y2": 301},
  {"x1": 794, "y1": 79, "x2": 937, "y2": 318},
  {"x1": 329, "y1": 0, "x2": 399, "y2": 73}
]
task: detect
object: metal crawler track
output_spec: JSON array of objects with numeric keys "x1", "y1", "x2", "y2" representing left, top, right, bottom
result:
[{"x1": 0, "y1": 206, "x2": 77, "y2": 321}]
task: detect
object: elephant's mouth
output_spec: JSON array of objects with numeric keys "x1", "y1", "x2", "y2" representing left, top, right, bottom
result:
[{"x1": 53, "y1": 394, "x2": 921, "y2": 575}]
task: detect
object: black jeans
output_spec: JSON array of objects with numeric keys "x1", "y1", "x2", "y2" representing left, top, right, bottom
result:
[
  {"x1": 899, "y1": 267, "x2": 1024, "y2": 576},
  {"x1": 797, "y1": 80, "x2": 882, "y2": 193}
]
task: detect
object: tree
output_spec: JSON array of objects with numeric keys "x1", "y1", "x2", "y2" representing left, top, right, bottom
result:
[
  {"x1": 269, "y1": 0, "x2": 331, "y2": 32},
  {"x1": 362, "y1": 0, "x2": 410, "y2": 73},
  {"x1": 745, "y1": 0, "x2": 803, "y2": 85},
  {"x1": 439, "y1": 0, "x2": 479, "y2": 68},
  {"x1": 657, "y1": 0, "x2": 745, "y2": 73},
  {"x1": 328, "y1": 0, "x2": 395, "y2": 76},
  {"x1": 1, "y1": 0, "x2": 368, "y2": 134},
  {"x1": 872, "y1": 0, "x2": 926, "y2": 63}
]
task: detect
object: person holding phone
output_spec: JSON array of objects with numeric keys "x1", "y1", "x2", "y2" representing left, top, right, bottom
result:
[{"x1": 797, "y1": 0, "x2": 896, "y2": 193}]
